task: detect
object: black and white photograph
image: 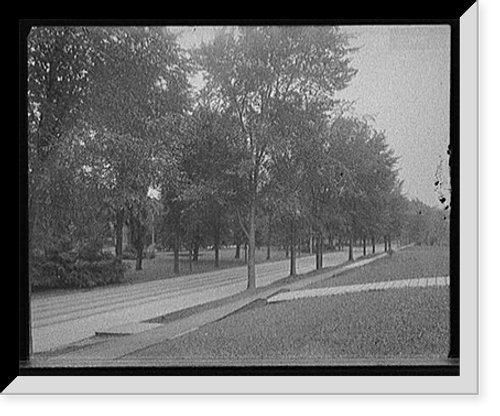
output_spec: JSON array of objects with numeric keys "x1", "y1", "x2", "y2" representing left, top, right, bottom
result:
[{"x1": 14, "y1": 15, "x2": 480, "y2": 395}]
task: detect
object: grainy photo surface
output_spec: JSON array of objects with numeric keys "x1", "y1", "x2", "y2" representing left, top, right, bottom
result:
[{"x1": 24, "y1": 24, "x2": 454, "y2": 372}]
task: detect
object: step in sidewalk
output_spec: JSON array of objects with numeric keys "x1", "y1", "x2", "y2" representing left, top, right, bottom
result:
[{"x1": 95, "y1": 322, "x2": 164, "y2": 336}]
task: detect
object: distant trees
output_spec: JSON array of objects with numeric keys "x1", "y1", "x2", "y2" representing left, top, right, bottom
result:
[
  {"x1": 404, "y1": 199, "x2": 449, "y2": 247},
  {"x1": 328, "y1": 117, "x2": 404, "y2": 256}
]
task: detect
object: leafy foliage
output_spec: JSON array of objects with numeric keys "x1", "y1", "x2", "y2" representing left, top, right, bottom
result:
[
  {"x1": 26, "y1": 25, "x2": 425, "y2": 290},
  {"x1": 195, "y1": 26, "x2": 359, "y2": 284},
  {"x1": 31, "y1": 254, "x2": 128, "y2": 290}
]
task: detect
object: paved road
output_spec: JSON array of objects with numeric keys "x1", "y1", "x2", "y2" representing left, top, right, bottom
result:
[{"x1": 32, "y1": 246, "x2": 383, "y2": 353}]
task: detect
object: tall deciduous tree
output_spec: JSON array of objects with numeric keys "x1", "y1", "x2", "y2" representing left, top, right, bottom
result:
[
  {"x1": 27, "y1": 26, "x2": 94, "y2": 357},
  {"x1": 268, "y1": 99, "x2": 327, "y2": 275},
  {"x1": 84, "y1": 27, "x2": 191, "y2": 266},
  {"x1": 195, "y1": 26, "x2": 357, "y2": 289},
  {"x1": 28, "y1": 27, "x2": 94, "y2": 257}
]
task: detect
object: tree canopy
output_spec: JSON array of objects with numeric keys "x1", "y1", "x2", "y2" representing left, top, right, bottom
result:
[{"x1": 26, "y1": 25, "x2": 439, "y2": 291}]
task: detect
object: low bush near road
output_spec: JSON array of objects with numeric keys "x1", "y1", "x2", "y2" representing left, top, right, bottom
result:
[{"x1": 31, "y1": 250, "x2": 128, "y2": 291}]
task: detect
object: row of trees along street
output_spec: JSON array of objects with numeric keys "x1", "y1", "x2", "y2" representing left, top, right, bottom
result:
[{"x1": 27, "y1": 26, "x2": 450, "y2": 294}]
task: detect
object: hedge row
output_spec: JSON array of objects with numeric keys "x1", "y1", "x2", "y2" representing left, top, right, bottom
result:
[{"x1": 31, "y1": 253, "x2": 129, "y2": 290}]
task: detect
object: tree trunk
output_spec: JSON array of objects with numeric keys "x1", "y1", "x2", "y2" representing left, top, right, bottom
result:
[
  {"x1": 189, "y1": 245, "x2": 193, "y2": 272},
  {"x1": 285, "y1": 244, "x2": 289, "y2": 258},
  {"x1": 135, "y1": 248, "x2": 143, "y2": 271},
  {"x1": 320, "y1": 235, "x2": 323, "y2": 267},
  {"x1": 309, "y1": 227, "x2": 313, "y2": 254},
  {"x1": 372, "y1": 236, "x2": 376, "y2": 254},
  {"x1": 348, "y1": 233, "x2": 354, "y2": 262},
  {"x1": 246, "y1": 199, "x2": 256, "y2": 290},
  {"x1": 235, "y1": 243, "x2": 241, "y2": 259},
  {"x1": 193, "y1": 240, "x2": 199, "y2": 261},
  {"x1": 214, "y1": 230, "x2": 220, "y2": 268},
  {"x1": 151, "y1": 216, "x2": 155, "y2": 247},
  {"x1": 388, "y1": 234, "x2": 392, "y2": 251},
  {"x1": 130, "y1": 213, "x2": 146, "y2": 271},
  {"x1": 266, "y1": 231, "x2": 271, "y2": 260},
  {"x1": 115, "y1": 209, "x2": 125, "y2": 262},
  {"x1": 363, "y1": 238, "x2": 367, "y2": 256},
  {"x1": 315, "y1": 237, "x2": 319, "y2": 268},
  {"x1": 316, "y1": 232, "x2": 323, "y2": 270},
  {"x1": 173, "y1": 234, "x2": 180, "y2": 274},
  {"x1": 290, "y1": 219, "x2": 297, "y2": 276},
  {"x1": 133, "y1": 231, "x2": 144, "y2": 270}
]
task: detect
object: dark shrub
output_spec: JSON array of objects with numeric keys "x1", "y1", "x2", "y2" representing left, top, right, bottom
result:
[
  {"x1": 31, "y1": 251, "x2": 129, "y2": 291},
  {"x1": 31, "y1": 259, "x2": 68, "y2": 289},
  {"x1": 74, "y1": 240, "x2": 106, "y2": 262}
]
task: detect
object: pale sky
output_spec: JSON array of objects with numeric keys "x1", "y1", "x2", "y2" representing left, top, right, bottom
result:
[
  {"x1": 170, "y1": 25, "x2": 451, "y2": 207},
  {"x1": 337, "y1": 25, "x2": 451, "y2": 207}
]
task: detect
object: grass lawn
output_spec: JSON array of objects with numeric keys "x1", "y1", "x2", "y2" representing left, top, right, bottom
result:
[{"x1": 128, "y1": 245, "x2": 451, "y2": 364}]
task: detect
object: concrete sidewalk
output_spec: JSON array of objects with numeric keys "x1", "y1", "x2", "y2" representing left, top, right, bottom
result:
[
  {"x1": 33, "y1": 249, "x2": 401, "y2": 367},
  {"x1": 268, "y1": 276, "x2": 450, "y2": 303}
]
